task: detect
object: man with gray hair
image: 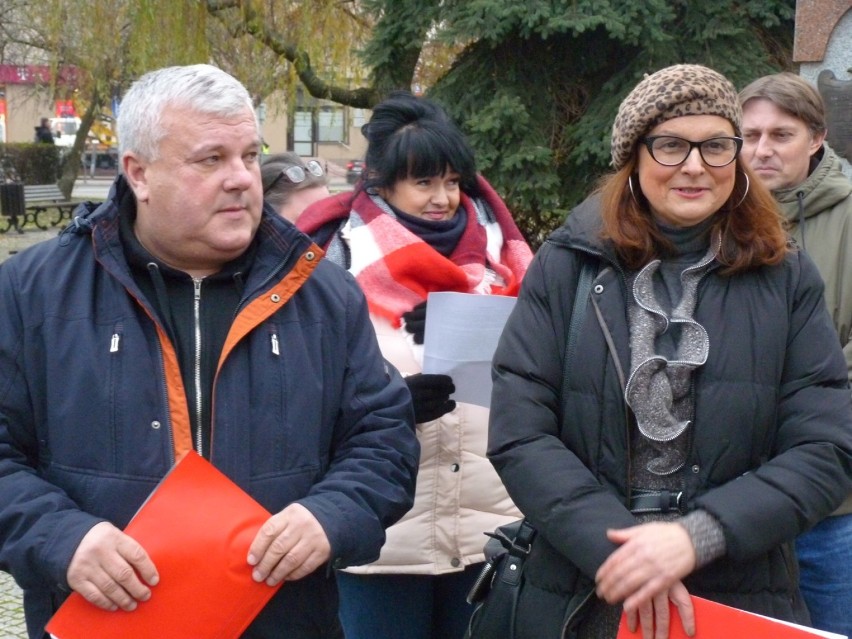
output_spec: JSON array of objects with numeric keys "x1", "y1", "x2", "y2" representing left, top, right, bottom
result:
[
  {"x1": 0, "y1": 64, "x2": 418, "y2": 638},
  {"x1": 740, "y1": 71, "x2": 852, "y2": 639}
]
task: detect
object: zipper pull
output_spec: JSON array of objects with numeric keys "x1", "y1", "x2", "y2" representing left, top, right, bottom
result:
[
  {"x1": 110, "y1": 333, "x2": 120, "y2": 353},
  {"x1": 271, "y1": 333, "x2": 280, "y2": 356}
]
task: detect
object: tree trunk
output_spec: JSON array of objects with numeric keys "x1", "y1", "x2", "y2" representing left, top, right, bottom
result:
[{"x1": 58, "y1": 90, "x2": 102, "y2": 199}]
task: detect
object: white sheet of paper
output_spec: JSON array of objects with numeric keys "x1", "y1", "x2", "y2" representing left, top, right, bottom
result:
[
  {"x1": 422, "y1": 292, "x2": 516, "y2": 408},
  {"x1": 753, "y1": 616, "x2": 847, "y2": 639}
]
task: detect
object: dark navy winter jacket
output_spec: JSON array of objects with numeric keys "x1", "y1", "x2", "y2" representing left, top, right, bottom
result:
[{"x1": 0, "y1": 179, "x2": 419, "y2": 638}]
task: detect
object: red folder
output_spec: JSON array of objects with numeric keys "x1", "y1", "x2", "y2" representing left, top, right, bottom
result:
[
  {"x1": 46, "y1": 452, "x2": 282, "y2": 639},
  {"x1": 617, "y1": 595, "x2": 846, "y2": 638}
]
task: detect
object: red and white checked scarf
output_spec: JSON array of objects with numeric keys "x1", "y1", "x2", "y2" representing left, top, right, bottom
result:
[{"x1": 297, "y1": 175, "x2": 533, "y2": 326}]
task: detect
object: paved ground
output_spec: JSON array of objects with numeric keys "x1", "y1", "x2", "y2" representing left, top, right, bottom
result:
[
  {"x1": 0, "y1": 572, "x2": 26, "y2": 639},
  {"x1": 1, "y1": 227, "x2": 58, "y2": 262}
]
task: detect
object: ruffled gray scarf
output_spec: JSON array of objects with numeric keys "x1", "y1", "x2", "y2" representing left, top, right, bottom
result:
[{"x1": 624, "y1": 235, "x2": 719, "y2": 475}]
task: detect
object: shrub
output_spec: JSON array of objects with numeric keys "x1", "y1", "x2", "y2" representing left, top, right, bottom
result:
[{"x1": 0, "y1": 143, "x2": 61, "y2": 184}]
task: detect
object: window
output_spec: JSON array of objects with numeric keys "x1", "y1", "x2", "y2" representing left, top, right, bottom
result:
[
  {"x1": 352, "y1": 108, "x2": 367, "y2": 129},
  {"x1": 293, "y1": 110, "x2": 313, "y2": 156},
  {"x1": 317, "y1": 106, "x2": 346, "y2": 143}
]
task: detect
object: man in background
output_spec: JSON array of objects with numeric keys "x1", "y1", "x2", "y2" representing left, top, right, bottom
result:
[
  {"x1": 33, "y1": 117, "x2": 54, "y2": 144},
  {"x1": 740, "y1": 71, "x2": 852, "y2": 639}
]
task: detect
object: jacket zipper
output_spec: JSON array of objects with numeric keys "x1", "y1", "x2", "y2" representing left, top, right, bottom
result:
[
  {"x1": 193, "y1": 277, "x2": 204, "y2": 456},
  {"x1": 214, "y1": 239, "x2": 305, "y2": 377},
  {"x1": 94, "y1": 244, "x2": 214, "y2": 468},
  {"x1": 270, "y1": 327, "x2": 280, "y2": 355},
  {"x1": 193, "y1": 245, "x2": 306, "y2": 457},
  {"x1": 105, "y1": 283, "x2": 177, "y2": 466},
  {"x1": 206, "y1": 241, "x2": 304, "y2": 455}
]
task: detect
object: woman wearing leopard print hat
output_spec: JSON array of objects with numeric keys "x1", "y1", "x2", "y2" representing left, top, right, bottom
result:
[{"x1": 487, "y1": 64, "x2": 852, "y2": 639}]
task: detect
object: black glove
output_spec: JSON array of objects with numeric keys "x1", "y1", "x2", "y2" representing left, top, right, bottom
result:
[
  {"x1": 402, "y1": 301, "x2": 427, "y2": 345},
  {"x1": 406, "y1": 373, "x2": 456, "y2": 423}
]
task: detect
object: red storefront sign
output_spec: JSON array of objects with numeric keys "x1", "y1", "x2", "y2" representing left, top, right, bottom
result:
[{"x1": 0, "y1": 64, "x2": 79, "y2": 86}]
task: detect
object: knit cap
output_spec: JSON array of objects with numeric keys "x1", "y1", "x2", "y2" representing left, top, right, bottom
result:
[{"x1": 610, "y1": 64, "x2": 742, "y2": 170}]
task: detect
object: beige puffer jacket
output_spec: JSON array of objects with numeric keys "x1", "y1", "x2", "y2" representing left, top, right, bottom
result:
[{"x1": 343, "y1": 315, "x2": 522, "y2": 575}]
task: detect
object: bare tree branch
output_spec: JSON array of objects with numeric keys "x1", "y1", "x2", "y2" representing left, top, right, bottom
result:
[{"x1": 205, "y1": 0, "x2": 382, "y2": 108}]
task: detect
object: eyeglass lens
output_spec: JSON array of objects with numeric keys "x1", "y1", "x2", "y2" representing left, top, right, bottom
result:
[
  {"x1": 304, "y1": 160, "x2": 324, "y2": 177},
  {"x1": 284, "y1": 166, "x2": 308, "y2": 183},
  {"x1": 283, "y1": 160, "x2": 324, "y2": 184},
  {"x1": 646, "y1": 136, "x2": 740, "y2": 167}
]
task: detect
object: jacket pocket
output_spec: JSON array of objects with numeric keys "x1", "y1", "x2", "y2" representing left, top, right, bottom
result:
[
  {"x1": 40, "y1": 317, "x2": 168, "y2": 475},
  {"x1": 237, "y1": 319, "x2": 331, "y2": 477}
]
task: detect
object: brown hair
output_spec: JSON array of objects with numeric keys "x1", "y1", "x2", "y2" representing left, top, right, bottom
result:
[
  {"x1": 739, "y1": 72, "x2": 827, "y2": 137},
  {"x1": 598, "y1": 158, "x2": 788, "y2": 274}
]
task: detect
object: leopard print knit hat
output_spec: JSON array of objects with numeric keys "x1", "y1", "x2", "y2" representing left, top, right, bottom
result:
[{"x1": 610, "y1": 64, "x2": 742, "y2": 170}]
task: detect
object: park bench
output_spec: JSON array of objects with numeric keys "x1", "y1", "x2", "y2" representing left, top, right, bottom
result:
[
  {"x1": 0, "y1": 184, "x2": 82, "y2": 234},
  {"x1": 24, "y1": 184, "x2": 81, "y2": 228}
]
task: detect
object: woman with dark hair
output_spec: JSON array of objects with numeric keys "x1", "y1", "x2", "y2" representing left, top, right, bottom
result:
[
  {"x1": 488, "y1": 64, "x2": 852, "y2": 639},
  {"x1": 297, "y1": 90, "x2": 533, "y2": 639}
]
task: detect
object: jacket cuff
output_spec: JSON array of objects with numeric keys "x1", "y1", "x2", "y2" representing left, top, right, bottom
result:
[{"x1": 678, "y1": 509, "x2": 726, "y2": 568}]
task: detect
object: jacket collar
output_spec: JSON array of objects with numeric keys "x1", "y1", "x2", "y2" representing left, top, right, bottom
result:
[
  {"x1": 61, "y1": 174, "x2": 318, "y2": 298},
  {"x1": 546, "y1": 193, "x2": 619, "y2": 264},
  {"x1": 773, "y1": 144, "x2": 852, "y2": 221}
]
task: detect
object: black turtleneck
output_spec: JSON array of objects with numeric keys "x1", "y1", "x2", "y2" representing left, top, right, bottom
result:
[
  {"x1": 654, "y1": 214, "x2": 717, "y2": 310},
  {"x1": 118, "y1": 190, "x2": 256, "y2": 459}
]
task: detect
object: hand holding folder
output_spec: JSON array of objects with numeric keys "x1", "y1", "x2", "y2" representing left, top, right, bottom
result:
[
  {"x1": 616, "y1": 595, "x2": 848, "y2": 639},
  {"x1": 47, "y1": 452, "x2": 282, "y2": 639}
]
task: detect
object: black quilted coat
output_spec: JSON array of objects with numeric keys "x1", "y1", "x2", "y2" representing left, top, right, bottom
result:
[{"x1": 489, "y1": 196, "x2": 852, "y2": 639}]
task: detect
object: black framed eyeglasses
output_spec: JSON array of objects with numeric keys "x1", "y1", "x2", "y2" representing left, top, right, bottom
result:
[
  {"x1": 641, "y1": 136, "x2": 743, "y2": 168},
  {"x1": 264, "y1": 159, "x2": 324, "y2": 194}
]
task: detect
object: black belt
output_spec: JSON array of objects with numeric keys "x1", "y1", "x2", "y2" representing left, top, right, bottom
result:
[{"x1": 629, "y1": 489, "x2": 685, "y2": 515}]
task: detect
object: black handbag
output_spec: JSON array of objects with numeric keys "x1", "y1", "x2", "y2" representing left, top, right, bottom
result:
[
  {"x1": 464, "y1": 518, "x2": 535, "y2": 638},
  {"x1": 464, "y1": 259, "x2": 596, "y2": 639}
]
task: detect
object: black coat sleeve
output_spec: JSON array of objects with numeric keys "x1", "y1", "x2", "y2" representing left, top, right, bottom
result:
[{"x1": 694, "y1": 250, "x2": 852, "y2": 561}]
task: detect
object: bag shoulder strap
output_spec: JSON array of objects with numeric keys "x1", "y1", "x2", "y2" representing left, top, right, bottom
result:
[
  {"x1": 515, "y1": 257, "x2": 596, "y2": 541},
  {"x1": 561, "y1": 257, "x2": 596, "y2": 410}
]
